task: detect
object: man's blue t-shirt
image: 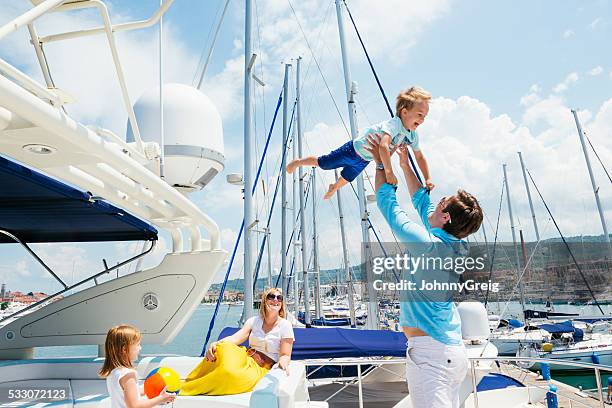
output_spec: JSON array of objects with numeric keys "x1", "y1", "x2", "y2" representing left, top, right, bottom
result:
[{"x1": 376, "y1": 184, "x2": 467, "y2": 345}]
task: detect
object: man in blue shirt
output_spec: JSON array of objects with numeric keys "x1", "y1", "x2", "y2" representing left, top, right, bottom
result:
[{"x1": 367, "y1": 136, "x2": 483, "y2": 408}]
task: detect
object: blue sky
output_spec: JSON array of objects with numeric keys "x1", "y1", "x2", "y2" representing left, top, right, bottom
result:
[{"x1": 0, "y1": 0, "x2": 610, "y2": 295}]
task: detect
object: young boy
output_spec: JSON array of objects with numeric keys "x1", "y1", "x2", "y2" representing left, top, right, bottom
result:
[{"x1": 286, "y1": 86, "x2": 434, "y2": 199}]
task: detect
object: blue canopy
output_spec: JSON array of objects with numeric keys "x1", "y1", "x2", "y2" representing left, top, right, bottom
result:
[
  {"x1": 0, "y1": 156, "x2": 158, "y2": 243},
  {"x1": 507, "y1": 319, "x2": 523, "y2": 328},
  {"x1": 219, "y1": 326, "x2": 407, "y2": 359},
  {"x1": 537, "y1": 320, "x2": 584, "y2": 342},
  {"x1": 537, "y1": 320, "x2": 575, "y2": 334},
  {"x1": 477, "y1": 373, "x2": 523, "y2": 392}
]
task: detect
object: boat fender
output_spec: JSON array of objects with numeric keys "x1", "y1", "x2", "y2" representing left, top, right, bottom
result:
[
  {"x1": 542, "y1": 342, "x2": 554, "y2": 352},
  {"x1": 591, "y1": 352, "x2": 600, "y2": 364}
]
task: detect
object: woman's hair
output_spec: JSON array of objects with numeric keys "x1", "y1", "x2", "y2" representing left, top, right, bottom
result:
[
  {"x1": 99, "y1": 324, "x2": 141, "y2": 377},
  {"x1": 396, "y1": 86, "x2": 431, "y2": 116},
  {"x1": 442, "y1": 189, "x2": 483, "y2": 239},
  {"x1": 259, "y1": 287, "x2": 286, "y2": 320}
]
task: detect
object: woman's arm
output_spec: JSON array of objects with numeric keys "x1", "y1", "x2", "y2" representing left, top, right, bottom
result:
[{"x1": 277, "y1": 338, "x2": 294, "y2": 375}]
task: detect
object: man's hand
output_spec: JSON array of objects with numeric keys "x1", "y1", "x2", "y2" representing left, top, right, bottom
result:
[
  {"x1": 386, "y1": 172, "x2": 398, "y2": 186},
  {"x1": 364, "y1": 133, "x2": 383, "y2": 163},
  {"x1": 425, "y1": 179, "x2": 435, "y2": 191}
]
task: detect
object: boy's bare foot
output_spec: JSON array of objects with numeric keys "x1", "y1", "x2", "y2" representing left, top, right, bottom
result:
[
  {"x1": 286, "y1": 159, "x2": 299, "y2": 174},
  {"x1": 323, "y1": 184, "x2": 337, "y2": 200}
]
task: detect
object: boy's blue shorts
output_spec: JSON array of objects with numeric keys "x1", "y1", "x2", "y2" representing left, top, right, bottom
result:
[{"x1": 317, "y1": 141, "x2": 369, "y2": 182}]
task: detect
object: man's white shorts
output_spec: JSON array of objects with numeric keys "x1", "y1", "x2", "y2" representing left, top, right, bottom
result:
[{"x1": 405, "y1": 336, "x2": 468, "y2": 408}]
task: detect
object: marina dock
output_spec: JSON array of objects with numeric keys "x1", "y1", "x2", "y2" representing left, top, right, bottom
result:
[{"x1": 497, "y1": 363, "x2": 610, "y2": 407}]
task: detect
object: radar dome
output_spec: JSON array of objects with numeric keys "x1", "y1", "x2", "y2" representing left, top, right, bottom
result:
[{"x1": 127, "y1": 83, "x2": 224, "y2": 192}]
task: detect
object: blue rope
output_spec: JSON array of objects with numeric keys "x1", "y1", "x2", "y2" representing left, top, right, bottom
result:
[
  {"x1": 342, "y1": 0, "x2": 424, "y2": 187},
  {"x1": 253, "y1": 92, "x2": 284, "y2": 196},
  {"x1": 200, "y1": 91, "x2": 283, "y2": 355},
  {"x1": 253, "y1": 101, "x2": 297, "y2": 291}
]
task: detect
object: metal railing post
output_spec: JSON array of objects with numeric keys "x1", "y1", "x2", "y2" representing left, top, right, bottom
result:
[
  {"x1": 357, "y1": 363, "x2": 364, "y2": 408},
  {"x1": 470, "y1": 359, "x2": 480, "y2": 408},
  {"x1": 594, "y1": 368, "x2": 605, "y2": 408}
]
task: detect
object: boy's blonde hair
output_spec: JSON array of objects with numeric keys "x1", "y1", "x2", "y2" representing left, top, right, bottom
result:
[
  {"x1": 260, "y1": 287, "x2": 286, "y2": 320},
  {"x1": 396, "y1": 86, "x2": 431, "y2": 116},
  {"x1": 99, "y1": 324, "x2": 141, "y2": 377}
]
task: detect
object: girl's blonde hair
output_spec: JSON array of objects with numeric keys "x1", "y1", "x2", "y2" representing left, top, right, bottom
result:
[
  {"x1": 99, "y1": 324, "x2": 141, "y2": 377},
  {"x1": 396, "y1": 86, "x2": 432, "y2": 116},
  {"x1": 259, "y1": 287, "x2": 286, "y2": 319}
]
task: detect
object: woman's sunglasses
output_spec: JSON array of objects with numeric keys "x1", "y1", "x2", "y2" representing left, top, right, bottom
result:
[{"x1": 266, "y1": 293, "x2": 283, "y2": 301}]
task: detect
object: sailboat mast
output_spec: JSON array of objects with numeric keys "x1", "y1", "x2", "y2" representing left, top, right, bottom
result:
[
  {"x1": 517, "y1": 152, "x2": 539, "y2": 241},
  {"x1": 334, "y1": 0, "x2": 377, "y2": 330},
  {"x1": 312, "y1": 168, "x2": 322, "y2": 318},
  {"x1": 242, "y1": 0, "x2": 254, "y2": 320},
  {"x1": 503, "y1": 164, "x2": 526, "y2": 312},
  {"x1": 296, "y1": 57, "x2": 311, "y2": 325},
  {"x1": 336, "y1": 169, "x2": 357, "y2": 327},
  {"x1": 571, "y1": 110, "x2": 611, "y2": 250},
  {"x1": 292, "y1": 102, "x2": 300, "y2": 315},
  {"x1": 281, "y1": 63, "x2": 291, "y2": 294}
]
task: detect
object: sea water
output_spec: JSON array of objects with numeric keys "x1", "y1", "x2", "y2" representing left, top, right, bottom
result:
[{"x1": 33, "y1": 302, "x2": 611, "y2": 392}]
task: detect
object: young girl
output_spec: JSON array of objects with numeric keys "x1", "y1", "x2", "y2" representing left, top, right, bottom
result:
[{"x1": 99, "y1": 324, "x2": 176, "y2": 408}]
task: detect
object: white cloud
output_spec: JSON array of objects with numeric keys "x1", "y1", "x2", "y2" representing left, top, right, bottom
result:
[
  {"x1": 553, "y1": 72, "x2": 579, "y2": 93},
  {"x1": 562, "y1": 29, "x2": 574, "y2": 38},
  {"x1": 588, "y1": 66, "x2": 603, "y2": 76},
  {"x1": 589, "y1": 17, "x2": 601, "y2": 30}
]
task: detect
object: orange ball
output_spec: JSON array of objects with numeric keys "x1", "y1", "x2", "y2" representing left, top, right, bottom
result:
[{"x1": 144, "y1": 367, "x2": 181, "y2": 399}]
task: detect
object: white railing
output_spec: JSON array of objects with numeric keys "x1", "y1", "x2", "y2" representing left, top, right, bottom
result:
[
  {"x1": 0, "y1": 0, "x2": 222, "y2": 252},
  {"x1": 301, "y1": 356, "x2": 612, "y2": 408}
]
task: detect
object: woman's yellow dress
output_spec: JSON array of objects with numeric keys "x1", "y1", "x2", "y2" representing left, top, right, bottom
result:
[{"x1": 179, "y1": 341, "x2": 269, "y2": 396}]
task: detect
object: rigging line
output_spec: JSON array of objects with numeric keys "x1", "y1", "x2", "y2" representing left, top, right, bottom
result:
[
  {"x1": 340, "y1": 0, "x2": 424, "y2": 186},
  {"x1": 286, "y1": 0, "x2": 350, "y2": 136},
  {"x1": 526, "y1": 169, "x2": 605, "y2": 315},
  {"x1": 484, "y1": 180, "x2": 505, "y2": 306},
  {"x1": 477, "y1": 219, "x2": 553, "y2": 359},
  {"x1": 496, "y1": 218, "x2": 552, "y2": 320},
  {"x1": 201, "y1": 88, "x2": 283, "y2": 354},
  {"x1": 585, "y1": 132, "x2": 612, "y2": 184},
  {"x1": 341, "y1": 0, "x2": 392, "y2": 117},
  {"x1": 195, "y1": 0, "x2": 232, "y2": 89},
  {"x1": 300, "y1": 0, "x2": 337, "y2": 131}
]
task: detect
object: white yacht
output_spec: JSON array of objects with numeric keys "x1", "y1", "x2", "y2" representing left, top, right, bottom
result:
[{"x1": 0, "y1": 2, "x2": 609, "y2": 408}]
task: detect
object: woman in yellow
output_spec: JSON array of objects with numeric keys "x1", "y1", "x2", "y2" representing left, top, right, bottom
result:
[{"x1": 180, "y1": 288, "x2": 295, "y2": 396}]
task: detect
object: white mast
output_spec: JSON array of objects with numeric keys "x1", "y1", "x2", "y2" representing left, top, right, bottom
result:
[
  {"x1": 503, "y1": 164, "x2": 526, "y2": 311},
  {"x1": 296, "y1": 57, "x2": 311, "y2": 325},
  {"x1": 334, "y1": 0, "x2": 377, "y2": 329},
  {"x1": 336, "y1": 169, "x2": 356, "y2": 326},
  {"x1": 517, "y1": 152, "x2": 539, "y2": 241},
  {"x1": 292, "y1": 90, "x2": 300, "y2": 315},
  {"x1": 281, "y1": 63, "x2": 291, "y2": 293},
  {"x1": 242, "y1": 0, "x2": 254, "y2": 320},
  {"x1": 312, "y1": 168, "x2": 322, "y2": 318},
  {"x1": 571, "y1": 109, "x2": 611, "y2": 250}
]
